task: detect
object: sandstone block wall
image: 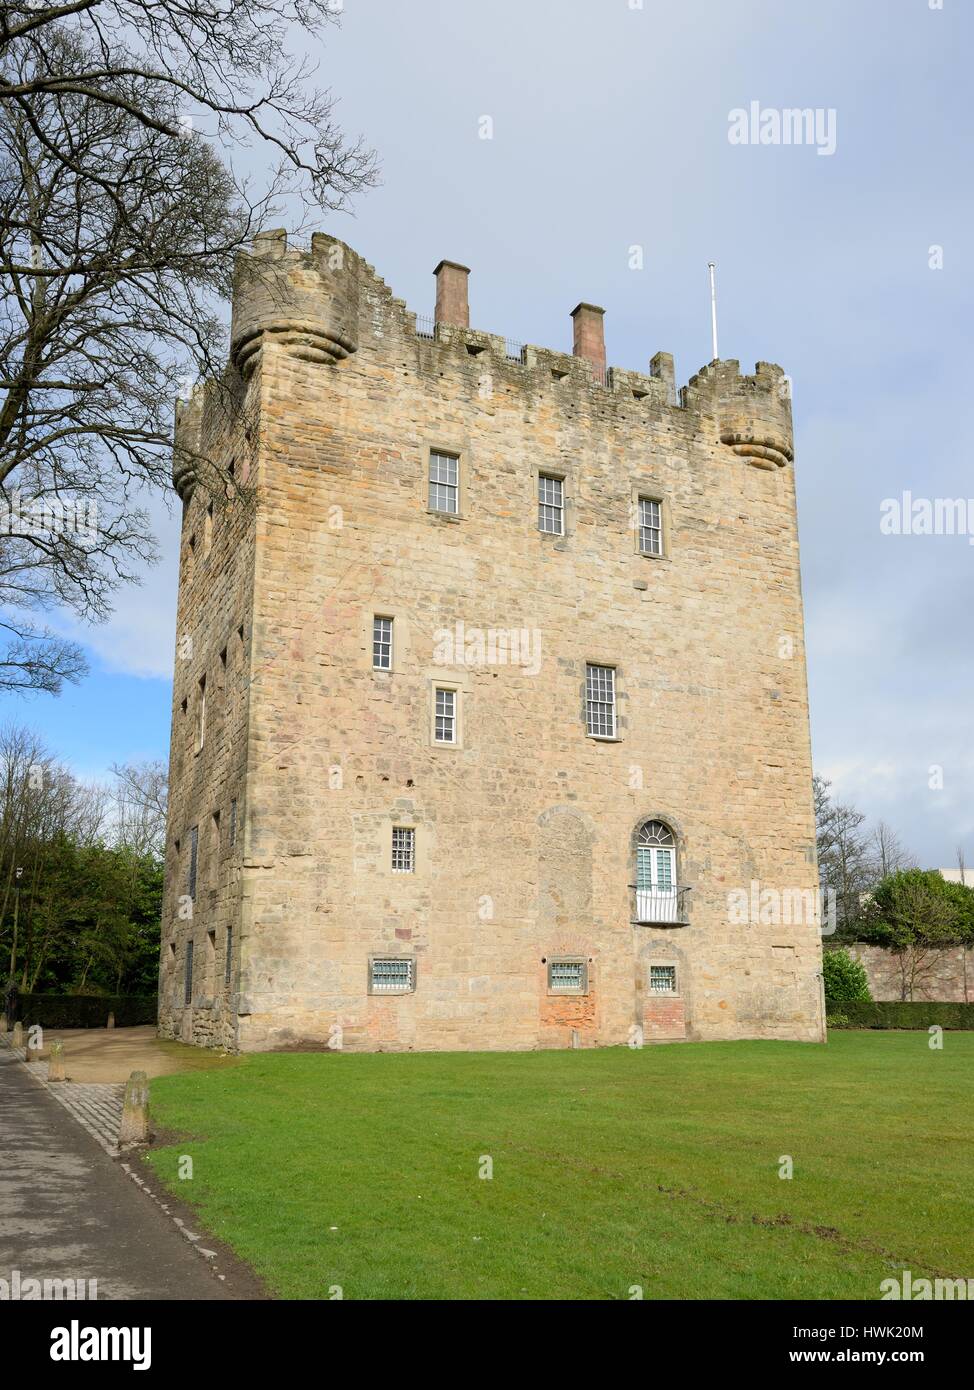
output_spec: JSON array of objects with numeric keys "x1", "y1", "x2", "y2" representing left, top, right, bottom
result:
[{"x1": 159, "y1": 232, "x2": 825, "y2": 1052}]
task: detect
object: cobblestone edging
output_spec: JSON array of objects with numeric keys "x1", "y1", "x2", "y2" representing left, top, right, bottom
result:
[{"x1": 0, "y1": 1034, "x2": 123, "y2": 1156}]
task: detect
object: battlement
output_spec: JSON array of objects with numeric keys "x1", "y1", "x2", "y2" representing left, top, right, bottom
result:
[{"x1": 175, "y1": 231, "x2": 795, "y2": 499}]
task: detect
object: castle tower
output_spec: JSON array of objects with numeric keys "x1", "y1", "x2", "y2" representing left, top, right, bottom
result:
[{"x1": 159, "y1": 232, "x2": 824, "y2": 1051}]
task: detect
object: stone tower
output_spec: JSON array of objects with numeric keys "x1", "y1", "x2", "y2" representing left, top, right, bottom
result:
[{"x1": 159, "y1": 231, "x2": 825, "y2": 1051}]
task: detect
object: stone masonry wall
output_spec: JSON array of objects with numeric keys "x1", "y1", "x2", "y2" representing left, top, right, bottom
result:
[
  {"x1": 161, "y1": 232, "x2": 825, "y2": 1052},
  {"x1": 846, "y1": 942, "x2": 974, "y2": 1003}
]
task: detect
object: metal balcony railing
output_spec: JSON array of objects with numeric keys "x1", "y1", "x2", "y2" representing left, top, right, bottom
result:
[{"x1": 632, "y1": 886, "x2": 691, "y2": 925}]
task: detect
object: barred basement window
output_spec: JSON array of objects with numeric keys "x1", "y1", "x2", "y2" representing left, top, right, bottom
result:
[
  {"x1": 428, "y1": 450, "x2": 459, "y2": 514},
  {"x1": 373, "y1": 615, "x2": 393, "y2": 670},
  {"x1": 187, "y1": 825, "x2": 199, "y2": 899},
  {"x1": 585, "y1": 663, "x2": 616, "y2": 738},
  {"x1": 639, "y1": 497, "x2": 663, "y2": 556},
  {"x1": 434, "y1": 687, "x2": 456, "y2": 743},
  {"x1": 184, "y1": 940, "x2": 194, "y2": 1006},
  {"x1": 548, "y1": 958, "x2": 587, "y2": 993},
  {"x1": 392, "y1": 826, "x2": 415, "y2": 873},
  {"x1": 650, "y1": 965, "x2": 677, "y2": 995},
  {"x1": 371, "y1": 957, "x2": 414, "y2": 993},
  {"x1": 538, "y1": 474, "x2": 564, "y2": 534}
]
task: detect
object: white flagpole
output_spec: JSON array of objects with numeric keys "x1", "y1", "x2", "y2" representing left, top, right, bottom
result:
[{"x1": 708, "y1": 261, "x2": 719, "y2": 361}]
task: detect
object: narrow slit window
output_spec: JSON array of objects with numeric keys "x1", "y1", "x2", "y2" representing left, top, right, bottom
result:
[
  {"x1": 188, "y1": 824, "x2": 199, "y2": 900},
  {"x1": 225, "y1": 926, "x2": 233, "y2": 987},
  {"x1": 585, "y1": 664, "x2": 616, "y2": 738},
  {"x1": 197, "y1": 675, "x2": 206, "y2": 751},
  {"x1": 184, "y1": 940, "x2": 194, "y2": 1006}
]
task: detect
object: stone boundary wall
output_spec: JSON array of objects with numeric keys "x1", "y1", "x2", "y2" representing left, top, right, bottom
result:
[{"x1": 846, "y1": 942, "x2": 974, "y2": 1003}]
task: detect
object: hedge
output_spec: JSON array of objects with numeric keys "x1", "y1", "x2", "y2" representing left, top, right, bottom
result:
[
  {"x1": 8, "y1": 994, "x2": 157, "y2": 1029},
  {"x1": 826, "y1": 999, "x2": 974, "y2": 1030}
]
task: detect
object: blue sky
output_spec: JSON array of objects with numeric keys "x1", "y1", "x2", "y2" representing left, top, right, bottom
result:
[{"x1": 5, "y1": 0, "x2": 971, "y2": 865}]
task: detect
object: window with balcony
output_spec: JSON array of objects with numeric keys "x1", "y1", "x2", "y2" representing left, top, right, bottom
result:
[{"x1": 635, "y1": 820, "x2": 683, "y2": 924}]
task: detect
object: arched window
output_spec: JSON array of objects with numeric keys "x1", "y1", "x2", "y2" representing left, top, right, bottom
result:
[{"x1": 636, "y1": 821, "x2": 677, "y2": 921}]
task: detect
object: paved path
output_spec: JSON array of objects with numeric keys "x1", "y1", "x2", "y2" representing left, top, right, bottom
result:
[{"x1": 0, "y1": 1046, "x2": 236, "y2": 1300}]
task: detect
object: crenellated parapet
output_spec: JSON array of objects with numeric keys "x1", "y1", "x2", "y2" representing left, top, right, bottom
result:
[
  {"x1": 177, "y1": 233, "x2": 798, "y2": 504},
  {"x1": 685, "y1": 360, "x2": 794, "y2": 471},
  {"x1": 229, "y1": 230, "x2": 370, "y2": 380}
]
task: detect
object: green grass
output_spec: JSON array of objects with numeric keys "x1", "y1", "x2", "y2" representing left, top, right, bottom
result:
[{"x1": 142, "y1": 1032, "x2": 974, "y2": 1300}]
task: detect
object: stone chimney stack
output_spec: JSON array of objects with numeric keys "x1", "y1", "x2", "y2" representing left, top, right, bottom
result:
[
  {"x1": 571, "y1": 302, "x2": 606, "y2": 375},
  {"x1": 434, "y1": 260, "x2": 471, "y2": 328}
]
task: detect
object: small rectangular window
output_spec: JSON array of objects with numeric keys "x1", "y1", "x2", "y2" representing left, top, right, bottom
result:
[
  {"x1": 373, "y1": 615, "x2": 393, "y2": 670},
  {"x1": 225, "y1": 926, "x2": 233, "y2": 987},
  {"x1": 639, "y1": 497, "x2": 663, "y2": 556},
  {"x1": 229, "y1": 798, "x2": 237, "y2": 847},
  {"x1": 428, "y1": 450, "x2": 459, "y2": 514},
  {"x1": 538, "y1": 474, "x2": 564, "y2": 534},
  {"x1": 188, "y1": 824, "x2": 199, "y2": 899},
  {"x1": 650, "y1": 964, "x2": 677, "y2": 995},
  {"x1": 434, "y1": 687, "x2": 456, "y2": 743},
  {"x1": 392, "y1": 826, "x2": 415, "y2": 873},
  {"x1": 548, "y1": 958, "x2": 587, "y2": 993},
  {"x1": 585, "y1": 664, "x2": 616, "y2": 738},
  {"x1": 184, "y1": 940, "x2": 194, "y2": 1006},
  {"x1": 371, "y1": 957, "x2": 414, "y2": 993}
]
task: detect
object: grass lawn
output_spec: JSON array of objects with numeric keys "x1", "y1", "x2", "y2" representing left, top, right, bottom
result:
[{"x1": 142, "y1": 1031, "x2": 974, "y2": 1300}]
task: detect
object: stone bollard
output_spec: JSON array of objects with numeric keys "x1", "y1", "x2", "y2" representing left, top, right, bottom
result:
[
  {"x1": 106, "y1": 1012, "x2": 115, "y2": 1030},
  {"x1": 48, "y1": 1037, "x2": 65, "y2": 1082},
  {"x1": 118, "y1": 1070, "x2": 151, "y2": 1147},
  {"x1": 0, "y1": 1011, "x2": 6, "y2": 1034},
  {"x1": 12, "y1": 1021, "x2": 23, "y2": 1050}
]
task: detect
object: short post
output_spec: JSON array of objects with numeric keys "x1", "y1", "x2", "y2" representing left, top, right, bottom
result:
[
  {"x1": 11, "y1": 1020, "x2": 23, "y2": 1050},
  {"x1": 106, "y1": 1011, "x2": 115, "y2": 1030},
  {"x1": 0, "y1": 1011, "x2": 6, "y2": 1034},
  {"x1": 118, "y1": 1070, "x2": 150, "y2": 1147},
  {"x1": 48, "y1": 1037, "x2": 65, "y2": 1082}
]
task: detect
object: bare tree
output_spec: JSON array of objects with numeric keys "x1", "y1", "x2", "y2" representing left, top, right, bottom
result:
[
  {"x1": 0, "y1": 2, "x2": 377, "y2": 211},
  {"x1": 0, "y1": 12, "x2": 374, "y2": 694},
  {"x1": 871, "y1": 821, "x2": 914, "y2": 880},
  {"x1": 0, "y1": 29, "x2": 256, "y2": 689},
  {"x1": 813, "y1": 776, "x2": 875, "y2": 935},
  {"x1": 110, "y1": 758, "x2": 167, "y2": 857}
]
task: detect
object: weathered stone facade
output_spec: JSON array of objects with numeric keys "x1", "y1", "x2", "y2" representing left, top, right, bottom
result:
[
  {"x1": 158, "y1": 231, "x2": 826, "y2": 1052},
  {"x1": 846, "y1": 942, "x2": 974, "y2": 1003}
]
